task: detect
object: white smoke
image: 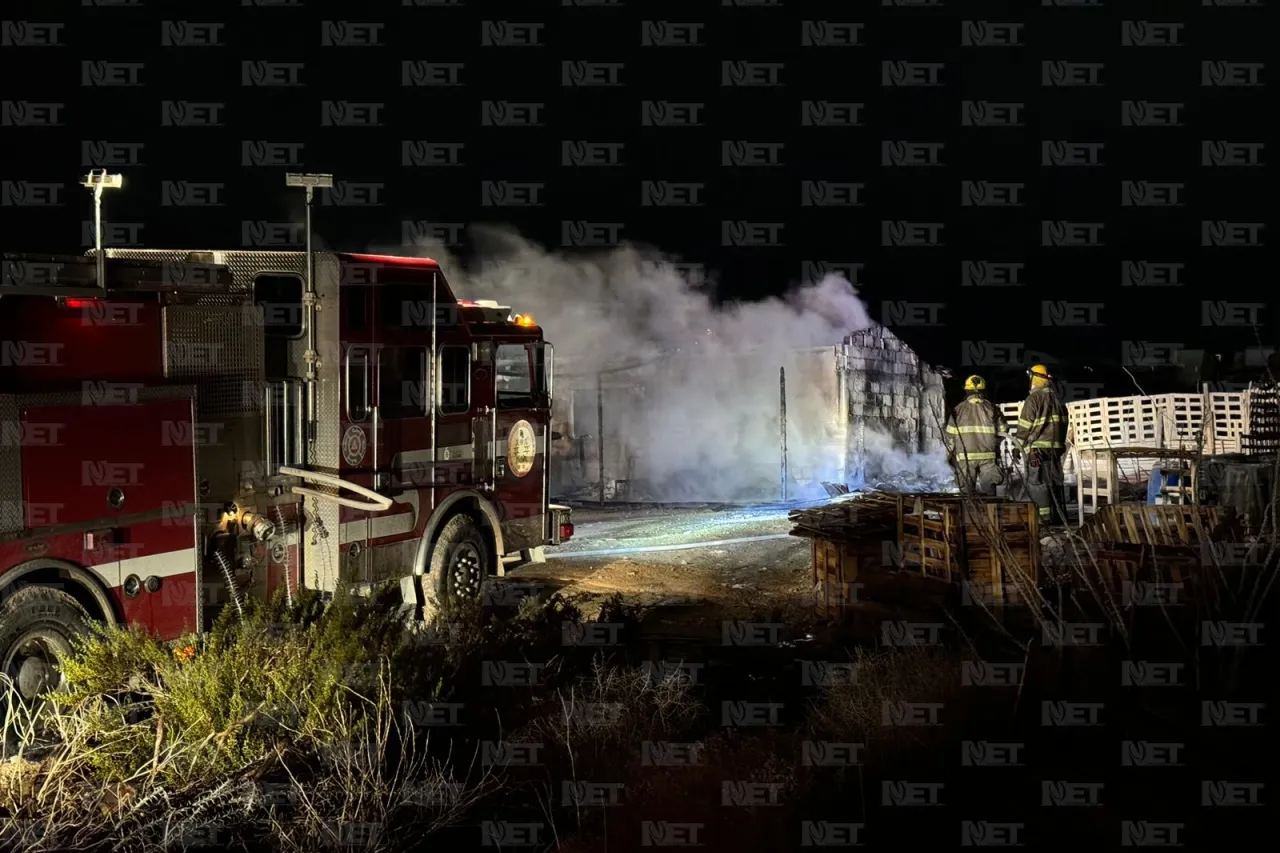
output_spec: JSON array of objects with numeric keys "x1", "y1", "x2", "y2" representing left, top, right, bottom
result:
[
  {"x1": 848, "y1": 421, "x2": 957, "y2": 492},
  {"x1": 373, "y1": 227, "x2": 951, "y2": 501}
]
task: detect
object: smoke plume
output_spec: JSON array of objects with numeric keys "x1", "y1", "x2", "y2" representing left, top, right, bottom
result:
[{"x1": 372, "y1": 227, "x2": 952, "y2": 501}]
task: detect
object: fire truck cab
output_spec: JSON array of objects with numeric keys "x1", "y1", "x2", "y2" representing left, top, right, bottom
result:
[{"x1": 0, "y1": 178, "x2": 571, "y2": 704}]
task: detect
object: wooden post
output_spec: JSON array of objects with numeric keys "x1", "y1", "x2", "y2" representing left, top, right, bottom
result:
[
  {"x1": 597, "y1": 372, "x2": 605, "y2": 505},
  {"x1": 780, "y1": 366, "x2": 788, "y2": 501},
  {"x1": 836, "y1": 342, "x2": 850, "y2": 484}
]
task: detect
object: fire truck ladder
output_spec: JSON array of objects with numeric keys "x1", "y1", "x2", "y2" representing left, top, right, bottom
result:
[{"x1": 278, "y1": 466, "x2": 393, "y2": 513}]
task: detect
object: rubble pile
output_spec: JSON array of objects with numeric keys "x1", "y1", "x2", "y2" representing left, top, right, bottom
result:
[
  {"x1": 826, "y1": 471, "x2": 957, "y2": 500},
  {"x1": 862, "y1": 469, "x2": 956, "y2": 494}
]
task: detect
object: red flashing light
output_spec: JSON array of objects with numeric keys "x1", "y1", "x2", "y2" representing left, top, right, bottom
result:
[
  {"x1": 345, "y1": 253, "x2": 438, "y2": 267},
  {"x1": 559, "y1": 522, "x2": 574, "y2": 542},
  {"x1": 63, "y1": 298, "x2": 100, "y2": 309}
]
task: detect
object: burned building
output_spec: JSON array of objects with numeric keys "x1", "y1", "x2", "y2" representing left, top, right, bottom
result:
[
  {"x1": 842, "y1": 325, "x2": 949, "y2": 485},
  {"x1": 550, "y1": 323, "x2": 947, "y2": 502}
]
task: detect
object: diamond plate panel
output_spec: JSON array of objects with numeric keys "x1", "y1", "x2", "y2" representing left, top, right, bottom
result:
[
  {"x1": 162, "y1": 305, "x2": 265, "y2": 420},
  {"x1": 100, "y1": 249, "x2": 307, "y2": 294},
  {"x1": 303, "y1": 253, "x2": 343, "y2": 592},
  {"x1": 0, "y1": 396, "x2": 24, "y2": 534}
]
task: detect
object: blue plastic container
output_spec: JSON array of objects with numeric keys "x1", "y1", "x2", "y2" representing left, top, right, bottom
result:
[{"x1": 1147, "y1": 466, "x2": 1190, "y2": 505}]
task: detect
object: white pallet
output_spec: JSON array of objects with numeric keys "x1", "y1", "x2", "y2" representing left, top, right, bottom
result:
[
  {"x1": 1071, "y1": 396, "x2": 1163, "y2": 450},
  {"x1": 1207, "y1": 392, "x2": 1247, "y2": 455},
  {"x1": 993, "y1": 389, "x2": 1264, "y2": 524},
  {"x1": 1159, "y1": 393, "x2": 1209, "y2": 449},
  {"x1": 1000, "y1": 390, "x2": 1257, "y2": 455}
]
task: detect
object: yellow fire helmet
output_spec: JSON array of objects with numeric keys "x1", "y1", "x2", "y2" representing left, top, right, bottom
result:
[
  {"x1": 964, "y1": 375, "x2": 986, "y2": 391},
  {"x1": 1028, "y1": 364, "x2": 1053, "y2": 386}
]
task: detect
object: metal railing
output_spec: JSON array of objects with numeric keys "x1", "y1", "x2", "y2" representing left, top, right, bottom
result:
[{"x1": 264, "y1": 379, "x2": 305, "y2": 477}]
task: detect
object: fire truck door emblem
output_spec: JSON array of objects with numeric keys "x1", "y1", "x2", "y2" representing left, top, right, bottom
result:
[
  {"x1": 342, "y1": 424, "x2": 368, "y2": 466},
  {"x1": 508, "y1": 420, "x2": 537, "y2": 478}
]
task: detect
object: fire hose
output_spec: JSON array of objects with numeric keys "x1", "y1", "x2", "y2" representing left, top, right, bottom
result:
[
  {"x1": 278, "y1": 466, "x2": 394, "y2": 512},
  {"x1": 556, "y1": 533, "x2": 793, "y2": 559}
]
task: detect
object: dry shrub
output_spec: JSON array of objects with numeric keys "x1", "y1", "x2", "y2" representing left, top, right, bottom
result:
[
  {"x1": 1, "y1": 668, "x2": 494, "y2": 853},
  {"x1": 254, "y1": 674, "x2": 497, "y2": 853},
  {"x1": 808, "y1": 645, "x2": 962, "y2": 751},
  {"x1": 0, "y1": 587, "x2": 516, "y2": 852},
  {"x1": 15, "y1": 587, "x2": 413, "y2": 788},
  {"x1": 525, "y1": 661, "x2": 700, "y2": 780}
]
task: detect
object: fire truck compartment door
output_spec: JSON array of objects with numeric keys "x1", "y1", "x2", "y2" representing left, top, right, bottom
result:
[
  {"x1": 21, "y1": 399, "x2": 196, "y2": 525},
  {"x1": 20, "y1": 397, "x2": 198, "y2": 598}
]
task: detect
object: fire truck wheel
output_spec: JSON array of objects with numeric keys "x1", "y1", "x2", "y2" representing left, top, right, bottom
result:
[
  {"x1": 0, "y1": 585, "x2": 92, "y2": 712},
  {"x1": 429, "y1": 514, "x2": 493, "y2": 603}
]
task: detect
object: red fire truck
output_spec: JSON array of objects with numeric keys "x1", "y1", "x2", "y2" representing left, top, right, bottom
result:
[{"x1": 0, "y1": 171, "x2": 572, "y2": 705}]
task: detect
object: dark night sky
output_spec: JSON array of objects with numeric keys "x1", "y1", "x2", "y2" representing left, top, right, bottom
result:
[{"x1": 2, "y1": 0, "x2": 1272, "y2": 392}]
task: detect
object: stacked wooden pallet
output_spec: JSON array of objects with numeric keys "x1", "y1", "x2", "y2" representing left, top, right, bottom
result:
[
  {"x1": 788, "y1": 493, "x2": 900, "y2": 541},
  {"x1": 793, "y1": 492, "x2": 1042, "y2": 616},
  {"x1": 790, "y1": 494, "x2": 902, "y2": 619},
  {"x1": 1075, "y1": 504, "x2": 1239, "y2": 598},
  {"x1": 1081, "y1": 502, "x2": 1226, "y2": 546},
  {"x1": 896, "y1": 494, "x2": 1040, "y2": 592}
]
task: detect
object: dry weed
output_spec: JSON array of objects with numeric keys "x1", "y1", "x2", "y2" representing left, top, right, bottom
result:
[
  {"x1": 1, "y1": 667, "x2": 495, "y2": 853},
  {"x1": 808, "y1": 645, "x2": 961, "y2": 749},
  {"x1": 529, "y1": 661, "x2": 700, "y2": 761}
]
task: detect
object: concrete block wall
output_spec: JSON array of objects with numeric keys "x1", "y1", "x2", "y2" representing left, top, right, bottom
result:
[{"x1": 844, "y1": 325, "x2": 946, "y2": 457}]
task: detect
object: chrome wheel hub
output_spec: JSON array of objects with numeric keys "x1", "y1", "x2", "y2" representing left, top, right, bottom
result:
[
  {"x1": 449, "y1": 543, "x2": 483, "y2": 598},
  {"x1": 11, "y1": 640, "x2": 58, "y2": 701}
]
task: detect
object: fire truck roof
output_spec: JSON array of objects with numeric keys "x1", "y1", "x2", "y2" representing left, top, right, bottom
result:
[{"x1": 2, "y1": 252, "x2": 234, "y2": 296}]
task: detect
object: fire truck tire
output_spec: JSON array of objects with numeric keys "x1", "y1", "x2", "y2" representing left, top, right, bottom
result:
[
  {"x1": 0, "y1": 585, "x2": 92, "y2": 718},
  {"x1": 429, "y1": 514, "x2": 493, "y2": 604}
]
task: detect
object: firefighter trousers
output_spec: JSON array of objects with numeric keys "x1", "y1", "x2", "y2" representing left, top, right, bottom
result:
[
  {"x1": 1024, "y1": 450, "x2": 1066, "y2": 525},
  {"x1": 956, "y1": 460, "x2": 1003, "y2": 497}
]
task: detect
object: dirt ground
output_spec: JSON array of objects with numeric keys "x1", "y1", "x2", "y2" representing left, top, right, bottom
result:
[{"x1": 509, "y1": 503, "x2": 840, "y2": 638}]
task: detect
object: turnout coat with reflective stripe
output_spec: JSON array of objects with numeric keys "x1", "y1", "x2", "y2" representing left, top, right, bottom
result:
[
  {"x1": 1017, "y1": 386, "x2": 1068, "y2": 450},
  {"x1": 945, "y1": 393, "x2": 1008, "y2": 461}
]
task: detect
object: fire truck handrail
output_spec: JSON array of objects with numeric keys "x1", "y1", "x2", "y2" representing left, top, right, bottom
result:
[{"x1": 277, "y1": 466, "x2": 394, "y2": 512}]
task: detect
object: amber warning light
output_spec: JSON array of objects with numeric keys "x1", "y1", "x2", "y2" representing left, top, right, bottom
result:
[{"x1": 514, "y1": 314, "x2": 536, "y2": 327}]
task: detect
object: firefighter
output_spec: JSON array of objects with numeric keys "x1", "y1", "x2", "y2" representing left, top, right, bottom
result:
[
  {"x1": 944, "y1": 375, "x2": 1008, "y2": 496},
  {"x1": 1016, "y1": 364, "x2": 1069, "y2": 524}
]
